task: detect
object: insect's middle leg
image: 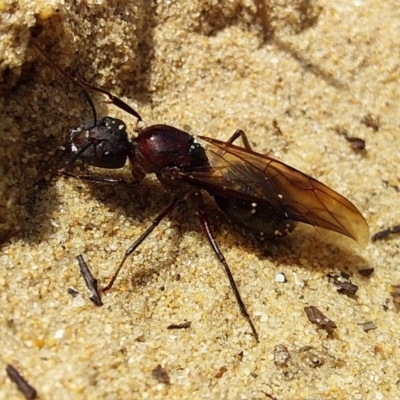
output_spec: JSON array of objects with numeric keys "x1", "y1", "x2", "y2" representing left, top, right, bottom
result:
[{"x1": 101, "y1": 197, "x2": 178, "y2": 293}]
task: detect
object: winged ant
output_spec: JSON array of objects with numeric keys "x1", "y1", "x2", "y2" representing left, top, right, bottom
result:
[{"x1": 26, "y1": 41, "x2": 369, "y2": 343}]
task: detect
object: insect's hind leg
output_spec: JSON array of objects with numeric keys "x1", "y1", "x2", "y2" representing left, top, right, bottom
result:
[
  {"x1": 227, "y1": 129, "x2": 253, "y2": 151},
  {"x1": 190, "y1": 191, "x2": 260, "y2": 343}
]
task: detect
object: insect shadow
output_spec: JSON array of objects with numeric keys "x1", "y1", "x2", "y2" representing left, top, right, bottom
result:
[{"x1": 21, "y1": 41, "x2": 369, "y2": 343}]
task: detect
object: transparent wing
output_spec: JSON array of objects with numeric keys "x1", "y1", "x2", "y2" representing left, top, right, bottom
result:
[{"x1": 178, "y1": 136, "x2": 369, "y2": 247}]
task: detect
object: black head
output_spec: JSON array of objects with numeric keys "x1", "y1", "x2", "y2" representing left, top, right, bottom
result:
[{"x1": 69, "y1": 117, "x2": 130, "y2": 169}]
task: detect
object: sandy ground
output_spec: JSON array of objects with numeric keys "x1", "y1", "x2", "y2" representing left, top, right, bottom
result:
[{"x1": 1, "y1": 1, "x2": 400, "y2": 399}]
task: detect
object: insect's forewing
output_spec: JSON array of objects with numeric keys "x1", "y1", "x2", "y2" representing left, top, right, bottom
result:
[{"x1": 179, "y1": 136, "x2": 369, "y2": 247}]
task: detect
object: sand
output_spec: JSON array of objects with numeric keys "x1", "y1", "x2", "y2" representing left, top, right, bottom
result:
[{"x1": 1, "y1": 1, "x2": 400, "y2": 399}]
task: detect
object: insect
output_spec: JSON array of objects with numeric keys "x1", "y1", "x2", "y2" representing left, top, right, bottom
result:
[{"x1": 29, "y1": 42, "x2": 369, "y2": 343}]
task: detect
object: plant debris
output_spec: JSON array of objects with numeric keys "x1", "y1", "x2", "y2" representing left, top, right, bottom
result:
[
  {"x1": 304, "y1": 306, "x2": 337, "y2": 333},
  {"x1": 152, "y1": 364, "x2": 170, "y2": 385},
  {"x1": 167, "y1": 321, "x2": 192, "y2": 330},
  {"x1": 6, "y1": 364, "x2": 37, "y2": 400},
  {"x1": 372, "y1": 224, "x2": 400, "y2": 241}
]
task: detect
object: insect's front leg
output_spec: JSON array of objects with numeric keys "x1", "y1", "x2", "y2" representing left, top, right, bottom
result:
[{"x1": 61, "y1": 171, "x2": 141, "y2": 188}]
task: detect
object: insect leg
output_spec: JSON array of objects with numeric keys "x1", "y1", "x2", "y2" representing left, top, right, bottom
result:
[
  {"x1": 190, "y1": 192, "x2": 260, "y2": 343},
  {"x1": 101, "y1": 198, "x2": 178, "y2": 292},
  {"x1": 61, "y1": 171, "x2": 140, "y2": 187},
  {"x1": 226, "y1": 129, "x2": 253, "y2": 150},
  {"x1": 7, "y1": 140, "x2": 96, "y2": 208}
]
